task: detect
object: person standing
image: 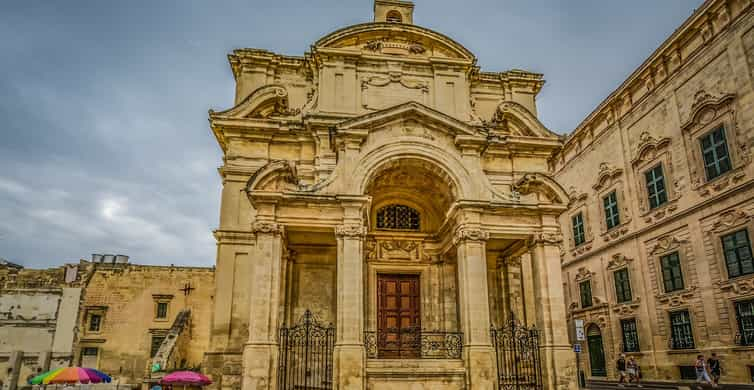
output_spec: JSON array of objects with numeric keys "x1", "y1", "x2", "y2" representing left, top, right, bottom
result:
[
  {"x1": 617, "y1": 354, "x2": 628, "y2": 386},
  {"x1": 707, "y1": 353, "x2": 721, "y2": 387},
  {"x1": 627, "y1": 356, "x2": 642, "y2": 387},
  {"x1": 695, "y1": 354, "x2": 712, "y2": 386}
]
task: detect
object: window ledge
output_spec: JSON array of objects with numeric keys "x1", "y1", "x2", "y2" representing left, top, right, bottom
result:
[
  {"x1": 667, "y1": 348, "x2": 699, "y2": 355},
  {"x1": 693, "y1": 167, "x2": 746, "y2": 196},
  {"x1": 732, "y1": 345, "x2": 754, "y2": 351}
]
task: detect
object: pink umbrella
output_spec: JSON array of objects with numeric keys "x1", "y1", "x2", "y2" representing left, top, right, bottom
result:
[{"x1": 160, "y1": 371, "x2": 212, "y2": 388}]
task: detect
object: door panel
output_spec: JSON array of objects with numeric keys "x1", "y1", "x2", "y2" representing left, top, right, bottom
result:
[
  {"x1": 378, "y1": 274, "x2": 420, "y2": 358},
  {"x1": 588, "y1": 334, "x2": 607, "y2": 377}
]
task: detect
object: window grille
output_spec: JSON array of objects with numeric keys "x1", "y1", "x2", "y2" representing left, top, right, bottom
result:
[
  {"x1": 669, "y1": 310, "x2": 694, "y2": 349},
  {"x1": 735, "y1": 299, "x2": 754, "y2": 346},
  {"x1": 620, "y1": 318, "x2": 639, "y2": 352},
  {"x1": 376, "y1": 205, "x2": 420, "y2": 231}
]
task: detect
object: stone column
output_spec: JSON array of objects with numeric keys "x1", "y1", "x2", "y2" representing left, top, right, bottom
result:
[
  {"x1": 454, "y1": 227, "x2": 496, "y2": 390},
  {"x1": 528, "y1": 232, "x2": 577, "y2": 390},
  {"x1": 242, "y1": 221, "x2": 285, "y2": 390},
  {"x1": 333, "y1": 223, "x2": 366, "y2": 390}
]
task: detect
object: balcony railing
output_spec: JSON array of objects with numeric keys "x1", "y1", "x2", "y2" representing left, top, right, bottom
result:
[
  {"x1": 364, "y1": 328, "x2": 463, "y2": 359},
  {"x1": 735, "y1": 331, "x2": 754, "y2": 346}
]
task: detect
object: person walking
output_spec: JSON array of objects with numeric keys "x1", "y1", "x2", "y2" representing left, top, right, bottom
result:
[
  {"x1": 627, "y1": 356, "x2": 642, "y2": 387},
  {"x1": 707, "y1": 353, "x2": 721, "y2": 387},
  {"x1": 617, "y1": 354, "x2": 628, "y2": 386},
  {"x1": 695, "y1": 354, "x2": 712, "y2": 387}
]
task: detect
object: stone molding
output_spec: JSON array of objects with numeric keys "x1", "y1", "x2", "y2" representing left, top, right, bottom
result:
[
  {"x1": 606, "y1": 253, "x2": 633, "y2": 271},
  {"x1": 334, "y1": 224, "x2": 367, "y2": 238},
  {"x1": 593, "y1": 162, "x2": 623, "y2": 191},
  {"x1": 574, "y1": 267, "x2": 595, "y2": 282},
  {"x1": 707, "y1": 209, "x2": 751, "y2": 234},
  {"x1": 648, "y1": 235, "x2": 687, "y2": 255}
]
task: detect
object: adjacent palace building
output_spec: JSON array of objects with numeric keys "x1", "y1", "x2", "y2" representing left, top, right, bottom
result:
[{"x1": 2, "y1": 0, "x2": 754, "y2": 390}]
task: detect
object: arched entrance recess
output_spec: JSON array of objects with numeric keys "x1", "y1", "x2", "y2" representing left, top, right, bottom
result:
[{"x1": 587, "y1": 324, "x2": 607, "y2": 377}]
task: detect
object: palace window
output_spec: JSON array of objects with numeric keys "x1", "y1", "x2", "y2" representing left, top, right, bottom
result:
[
  {"x1": 386, "y1": 10, "x2": 403, "y2": 23},
  {"x1": 645, "y1": 164, "x2": 668, "y2": 209},
  {"x1": 660, "y1": 251, "x2": 684, "y2": 293},
  {"x1": 700, "y1": 126, "x2": 732, "y2": 181},
  {"x1": 735, "y1": 299, "x2": 754, "y2": 346},
  {"x1": 722, "y1": 229, "x2": 753, "y2": 278},
  {"x1": 614, "y1": 268, "x2": 632, "y2": 303},
  {"x1": 572, "y1": 212, "x2": 586, "y2": 246},
  {"x1": 621, "y1": 318, "x2": 639, "y2": 352},
  {"x1": 603, "y1": 191, "x2": 621, "y2": 230},
  {"x1": 151, "y1": 335, "x2": 166, "y2": 358},
  {"x1": 156, "y1": 302, "x2": 169, "y2": 319},
  {"x1": 88, "y1": 314, "x2": 102, "y2": 332},
  {"x1": 579, "y1": 280, "x2": 593, "y2": 308},
  {"x1": 376, "y1": 205, "x2": 420, "y2": 231},
  {"x1": 669, "y1": 310, "x2": 694, "y2": 350}
]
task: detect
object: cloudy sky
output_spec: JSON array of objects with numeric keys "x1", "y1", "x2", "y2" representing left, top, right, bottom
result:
[{"x1": 0, "y1": 0, "x2": 704, "y2": 268}]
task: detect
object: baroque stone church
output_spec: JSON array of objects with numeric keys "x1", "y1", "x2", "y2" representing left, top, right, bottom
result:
[{"x1": 205, "y1": 1, "x2": 575, "y2": 390}]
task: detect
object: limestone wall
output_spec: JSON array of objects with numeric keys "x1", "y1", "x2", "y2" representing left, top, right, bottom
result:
[{"x1": 554, "y1": 0, "x2": 754, "y2": 383}]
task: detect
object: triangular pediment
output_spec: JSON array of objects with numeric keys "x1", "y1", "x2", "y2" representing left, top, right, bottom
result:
[{"x1": 336, "y1": 101, "x2": 481, "y2": 137}]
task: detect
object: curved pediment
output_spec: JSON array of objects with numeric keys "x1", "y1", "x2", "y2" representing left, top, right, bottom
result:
[
  {"x1": 210, "y1": 84, "x2": 300, "y2": 119},
  {"x1": 487, "y1": 101, "x2": 559, "y2": 139},
  {"x1": 314, "y1": 23, "x2": 475, "y2": 62}
]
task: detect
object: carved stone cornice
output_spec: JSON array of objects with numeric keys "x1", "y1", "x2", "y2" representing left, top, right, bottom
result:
[
  {"x1": 593, "y1": 162, "x2": 624, "y2": 191},
  {"x1": 452, "y1": 227, "x2": 489, "y2": 245},
  {"x1": 251, "y1": 221, "x2": 284, "y2": 236},
  {"x1": 707, "y1": 209, "x2": 751, "y2": 234},
  {"x1": 631, "y1": 132, "x2": 671, "y2": 167},
  {"x1": 335, "y1": 224, "x2": 367, "y2": 239},
  {"x1": 655, "y1": 285, "x2": 698, "y2": 308},
  {"x1": 648, "y1": 235, "x2": 687, "y2": 255},
  {"x1": 574, "y1": 267, "x2": 595, "y2": 282}
]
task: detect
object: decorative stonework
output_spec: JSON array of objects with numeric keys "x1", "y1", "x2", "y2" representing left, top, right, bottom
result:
[
  {"x1": 213, "y1": 230, "x2": 256, "y2": 245},
  {"x1": 655, "y1": 285, "x2": 698, "y2": 308},
  {"x1": 593, "y1": 162, "x2": 623, "y2": 191},
  {"x1": 452, "y1": 227, "x2": 489, "y2": 245},
  {"x1": 365, "y1": 237, "x2": 425, "y2": 262},
  {"x1": 252, "y1": 221, "x2": 284, "y2": 236},
  {"x1": 716, "y1": 276, "x2": 754, "y2": 295},
  {"x1": 360, "y1": 73, "x2": 429, "y2": 110},
  {"x1": 334, "y1": 224, "x2": 367, "y2": 238},
  {"x1": 648, "y1": 235, "x2": 687, "y2": 255},
  {"x1": 574, "y1": 267, "x2": 595, "y2": 282},
  {"x1": 362, "y1": 39, "x2": 427, "y2": 55},
  {"x1": 707, "y1": 209, "x2": 751, "y2": 234},
  {"x1": 513, "y1": 173, "x2": 565, "y2": 204},
  {"x1": 631, "y1": 132, "x2": 672, "y2": 167},
  {"x1": 606, "y1": 253, "x2": 633, "y2": 271},
  {"x1": 612, "y1": 297, "x2": 641, "y2": 316},
  {"x1": 567, "y1": 187, "x2": 588, "y2": 207}
]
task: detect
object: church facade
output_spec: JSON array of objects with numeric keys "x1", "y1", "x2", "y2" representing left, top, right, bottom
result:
[{"x1": 204, "y1": 1, "x2": 575, "y2": 390}]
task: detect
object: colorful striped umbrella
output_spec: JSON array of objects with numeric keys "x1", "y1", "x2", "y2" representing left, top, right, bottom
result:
[
  {"x1": 28, "y1": 367, "x2": 112, "y2": 385},
  {"x1": 160, "y1": 371, "x2": 212, "y2": 386}
]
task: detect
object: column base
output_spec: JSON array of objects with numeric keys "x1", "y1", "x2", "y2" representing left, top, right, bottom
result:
[
  {"x1": 542, "y1": 344, "x2": 577, "y2": 390},
  {"x1": 333, "y1": 345, "x2": 365, "y2": 390},
  {"x1": 464, "y1": 345, "x2": 496, "y2": 390},
  {"x1": 242, "y1": 343, "x2": 278, "y2": 390}
]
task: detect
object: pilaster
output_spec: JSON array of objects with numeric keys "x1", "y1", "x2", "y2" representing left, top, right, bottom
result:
[
  {"x1": 242, "y1": 221, "x2": 285, "y2": 390},
  {"x1": 528, "y1": 232, "x2": 577, "y2": 390},
  {"x1": 333, "y1": 222, "x2": 367, "y2": 390},
  {"x1": 454, "y1": 226, "x2": 496, "y2": 390}
]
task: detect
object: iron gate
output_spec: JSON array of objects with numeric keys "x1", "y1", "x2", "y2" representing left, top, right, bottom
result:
[
  {"x1": 277, "y1": 310, "x2": 335, "y2": 390},
  {"x1": 491, "y1": 320, "x2": 543, "y2": 390}
]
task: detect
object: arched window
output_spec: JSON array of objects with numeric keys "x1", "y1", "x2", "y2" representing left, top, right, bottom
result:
[
  {"x1": 386, "y1": 10, "x2": 403, "y2": 23},
  {"x1": 376, "y1": 205, "x2": 420, "y2": 231}
]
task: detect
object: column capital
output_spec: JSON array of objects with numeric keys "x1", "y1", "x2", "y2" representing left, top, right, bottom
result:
[
  {"x1": 453, "y1": 226, "x2": 489, "y2": 245},
  {"x1": 335, "y1": 224, "x2": 367, "y2": 239},
  {"x1": 252, "y1": 221, "x2": 284, "y2": 236},
  {"x1": 527, "y1": 231, "x2": 563, "y2": 248}
]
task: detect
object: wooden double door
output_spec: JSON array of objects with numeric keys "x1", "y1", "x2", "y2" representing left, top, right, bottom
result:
[{"x1": 377, "y1": 274, "x2": 421, "y2": 358}]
